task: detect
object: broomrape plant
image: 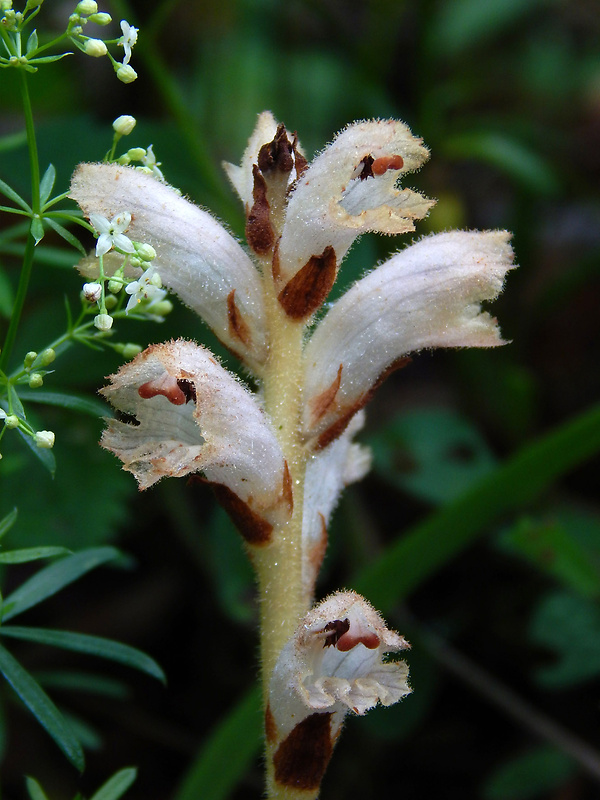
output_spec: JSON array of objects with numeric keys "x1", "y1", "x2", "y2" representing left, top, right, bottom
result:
[{"x1": 70, "y1": 112, "x2": 515, "y2": 799}]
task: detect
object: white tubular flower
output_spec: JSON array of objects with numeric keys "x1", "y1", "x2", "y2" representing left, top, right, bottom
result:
[
  {"x1": 118, "y1": 19, "x2": 138, "y2": 65},
  {"x1": 70, "y1": 164, "x2": 267, "y2": 371},
  {"x1": 274, "y1": 119, "x2": 435, "y2": 317},
  {"x1": 100, "y1": 340, "x2": 292, "y2": 543},
  {"x1": 268, "y1": 591, "x2": 410, "y2": 787},
  {"x1": 90, "y1": 211, "x2": 135, "y2": 257},
  {"x1": 302, "y1": 412, "x2": 371, "y2": 599},
  {"x1": 303, "y1": 230, "x2": 515, "y2": 447}
]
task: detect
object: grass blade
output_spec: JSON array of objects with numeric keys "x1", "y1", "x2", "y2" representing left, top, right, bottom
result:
[
  {"x1": 89, "y1": 767, "x2": 137, "y2": 800},
  {"x1": 355, "y1": 403, "x2": 600, "y2": 612},
  {"x1": 173, "y1": 685, "x2": 262, "y2": 800},
  {"x1": 0, "y1": 626, "x2": 166, "y2": 683},
  {"x1": 0, "y1": 643, "x2": 84, "y2": 771},
  {"x1": 2, "y1": 547, "x2": 121, "y2": 622}
]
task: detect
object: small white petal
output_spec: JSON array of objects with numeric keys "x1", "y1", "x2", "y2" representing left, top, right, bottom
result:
[
  {"x1": 70, "y1": 164, "x2": 267, "y2": 371},
  {"x1": 303, "y1": 230, "x2": 515, "y2": 444}
]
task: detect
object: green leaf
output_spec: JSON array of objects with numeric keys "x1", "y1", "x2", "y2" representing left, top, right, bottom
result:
[
  {"x1": 483, "y1": 745, "x2": 575, "y2": 800},
  {"x1": 36, "y1": 670, "x2": 129, "y2": 699},
  {"x1": 0, "y1": 508, "x2": 18, "y2": 541},
  {"x1": 0, "y1": 129, "x2": 27, "y2": 154},
  {"x1": 0, "y1": 546, "x2": 71, "y2": 564},
  {"x1": 370, "y1": 408, "x2": 496, "y2": 504},
  {"x1": 1, "y1": 547, "x2": 121, "y2": 621},
  {"x1": 17, "y1": 388, "x2": 111, "y2": 418},
  {"x1": 530, "y1": 591, "x2": 600, "y2": 688},
  {"x1": 89, "y1": 767, "x2": 137, "y2": 800},
  {"x1": 27, "y1": 53, "x2": 72, "y2": 65},
  {"x1": 0, "y1": 627, "x2": 166, "y2": 684},
  {"x1": 26, "y1": 29, "x2": 38, "y2": 56},
  {"x1": 427, "y1": 0, "x2": 548, "y2": 57},
  {"x1": 355, "y1": 402, "x2": 600, "y2": 612},
  {"x1": 16, "y1": 427, "x2": 56, "y2": 477},
  {"x1": 0, "y1": 177, "x2": 31, "y2": 212},
  {"x1": 173, "y1": 685, "x2": 261, "y2": 800},
  {"x1": 39, "y1": 164, "x2": 56, "y2": 207},
  {"x1": 25, "y1": 776, "x2": 50, "y2": 800},
  {"x1": 31, "y1": 216, "x2": 45, "y2": 245},
  {"x1": 0, "y1": 642, "x2": 84, "y2": 771},
  {"x1": 444, "y1": 131, "x2": 560, "y2": 195},
  {"x1": 498, "y1": 515, "x2": 600, "y2": 597},
  {"x1": 44, "y1": 217, "x2": 86, "y2": 255}
]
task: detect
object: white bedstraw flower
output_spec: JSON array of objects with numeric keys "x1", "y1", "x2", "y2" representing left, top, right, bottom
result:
[
  {"x1": 268, "y1": 591, "x2": 410, "y2": 785},
  {"x1": 84, "y1": 37, "x2": 107, "y2": 57},
  {"x1": 100, "y1": 340, "x2": 292, "y2": 542},
  {"x1": 90, "y1": 212, "x2": 135, "y2": 257},
  {"x1": 83, "y1": 282, "x2": 102, "y2": 302},
  {"x1": 118, "y1": 19, "x2": 137, "y2": 65},
  {"x1": 76, "y1": 0, "x2": 97, "y2": 15},
  {"x1": 124, "y1": 267, "x2": 164, "y2": 313},
  {"x1": 112, "y1": 115, "x2": 136, "y2": 136},
  {"x1": 141, "y1": 145, "x2": 165, "y2": 182},
  {"x1": 116, "y1": 63, "x2": 137, "y2": 83},
  {"x1": 34, "y1": 430, "x2": 55, "y2": 449},
  {"x1": 94, "y1": 313, "x2": 113, "y2": 331}
]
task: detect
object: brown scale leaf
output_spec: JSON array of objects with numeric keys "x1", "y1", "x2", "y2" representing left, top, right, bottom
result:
[{"x1": 278, "y1": 246, "x2": 337, "y2": 320}]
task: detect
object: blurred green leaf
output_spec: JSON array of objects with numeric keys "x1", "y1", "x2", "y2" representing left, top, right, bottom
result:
[
  {"x1": 207, "y1": 507, "x2": 255, "y2": 623},
  {"x1": 0, "y1": 642, "x2": 84, "y2": 771},
  {"x1": 39, "y1": 164, "x2": 56, "y2": 207},
  {"x1": 0, "y1": 177, "x2": 31, "y2": 212},
  {"x1": 1, "y1": 626, "x2": 166, "y2": 684},
  {"x1": 427, "y1": 0, "x2": 549, "y2": 57},
  {"x1": 444, "y1": 130, "x2": 560, "y2": 194},
  {"x1": 25, "y1": 776, "x2": 50, "y2": 800},
  {"x1": 530, "y1": 591, "x2": 600, "y2": 688},
  {"x1": 0, "y1": 508, "x2": 18, "y2": 540},
  {"x1": 31, "y1": 216, "x2": 45, "y2": 245},
  {"x1": 89, "y1": 767, "x2": 137, "y2": 800},
  {"x1": 173, "y1": 685, "x2": 261, "y2": 800},
  {"x1": 498, "y1": 515, "x2": 600, "y2": 597},
  {"x1": 483, "y1": 744, "x2": 575, "y2": 799},
  {"x1": 356, "y1": 403, "x2": 600, "y2": 611},
  {"x1": 17, "y1": 426, "x2": 56, "y2": 477},
  {"x1": 370, "y1": 408, "x2": 496, "y2": 504},
  {"x1": 44, "y1": 217, "x2": 86, "y2": 255},
  {"x1": 36, "y1": 670, "x2": 129, "y2": 699},
  {"x1": 0, "y1": 546, "x2": 71, "y2": 564},
  {"x1": 17, "y1": 388, "x2": 110, "y2": 418},
  {"x1": 1, "y1": 546, "x2": 121, "y2": 621},
  {"x1": 0, "y1": 130, "x2": 27, "y2": 154},
  {"x1": 0, "y1": 264, "x2": 14, "y2": 317}
]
